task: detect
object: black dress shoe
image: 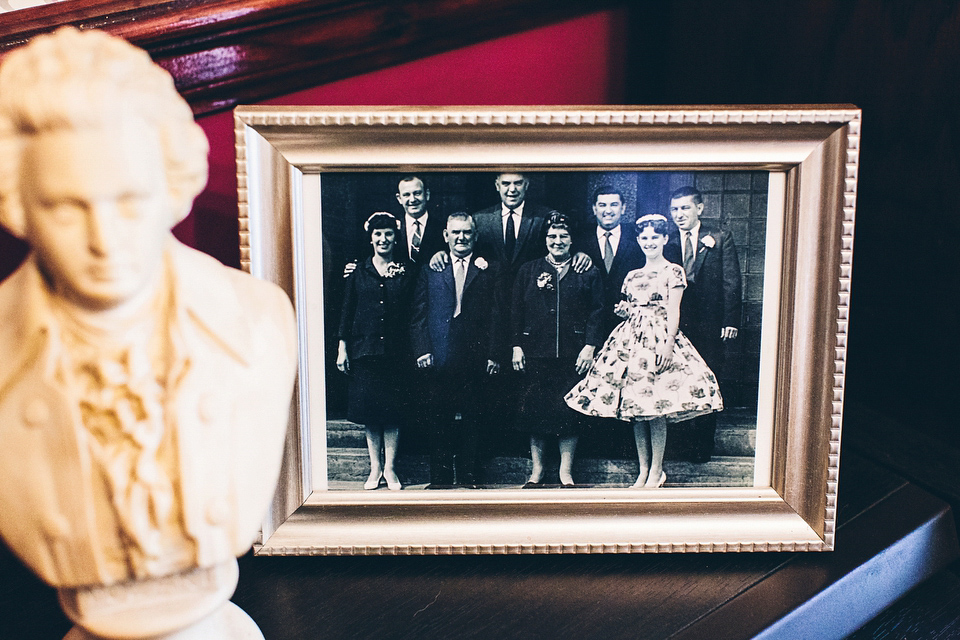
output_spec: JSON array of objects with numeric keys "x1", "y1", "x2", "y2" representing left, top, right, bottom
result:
[{"x1": 425, "y1": 483, "x2": 456, "y2": 490}]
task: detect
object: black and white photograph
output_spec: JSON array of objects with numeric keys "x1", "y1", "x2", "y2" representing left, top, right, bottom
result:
[
  {"x1": 321, "y1": 170, "x2": 768, "y2": 491},
  {"x1": 237, "y1": 105, "x2": 854, "y2": 555}
]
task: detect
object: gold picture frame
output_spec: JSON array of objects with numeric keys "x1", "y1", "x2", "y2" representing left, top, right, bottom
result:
[{"x1": 235, "y1": 106, "x2": 859, "y2": 555}]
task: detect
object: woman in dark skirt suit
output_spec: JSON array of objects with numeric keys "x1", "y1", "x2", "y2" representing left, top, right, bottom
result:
[
  {"x1": 337, "y1": 212, "x2": 414, "y2": 490},
  {"x1": 510, "y1": 213, "x2": 604, "y2": 486}
]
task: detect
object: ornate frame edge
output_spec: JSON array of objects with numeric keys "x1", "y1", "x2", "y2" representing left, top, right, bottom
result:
[{"x1": 235, "y1": 105, "x2": 860, "y2": 555}]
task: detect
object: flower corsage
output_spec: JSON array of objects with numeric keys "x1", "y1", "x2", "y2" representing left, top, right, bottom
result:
[
  {"x1": 384, "y1": 262, "x2": 406, "y2": 278},
  {"x1": 474, "y1": 257, "x2": 488, "y2": 270},
  {"x1": 537, "y1": 272, "x2": 554, "y2": 290},
  {"x1": 701, "y1": 235, "x2": 716, "y2": 248}
]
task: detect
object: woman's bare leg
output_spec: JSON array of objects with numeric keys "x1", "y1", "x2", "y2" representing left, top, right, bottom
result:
[
  {"x1": 364, "y1": 426, "x2": 384, "y2": 489},
  {"x1": 382, "y1": 427, "x2": 401, "y2": 490},
  {"x1": 529, "y1": 436, "x2": 546, "y2": 483},
  {"x1": 632, "y1": 420, "x2": 651, "y2": 488},
  {"x1": 559, "y1": 436, "x2": 579, "y2": 485},
  {"x1": 644, "y1": 416, "x2": 667, "y2": 488}
]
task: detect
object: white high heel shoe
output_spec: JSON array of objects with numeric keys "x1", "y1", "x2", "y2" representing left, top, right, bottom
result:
[
  {"x1": 384, "y1": 470, "x2": 402, "y2": 491},
  {"x1": 646, "y1": 471, "x2": 666, "y2": 488},
  {"x1": 364, "y1": 471, "x2": 383, "y2": 490}
]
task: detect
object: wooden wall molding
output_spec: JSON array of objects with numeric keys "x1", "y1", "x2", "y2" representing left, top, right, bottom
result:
[{"x1": 0, "y1": 0, "x2": 619, "y2": 116}]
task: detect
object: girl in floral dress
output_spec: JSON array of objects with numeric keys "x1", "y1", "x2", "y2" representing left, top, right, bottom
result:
[{"x1": 565, "y1": 214, "x2": 722, "y2": 488}]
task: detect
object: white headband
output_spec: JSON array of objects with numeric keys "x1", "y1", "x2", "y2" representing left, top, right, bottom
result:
[{"x1": 636, "y1": 214, "x2": 668, "y2": 225}]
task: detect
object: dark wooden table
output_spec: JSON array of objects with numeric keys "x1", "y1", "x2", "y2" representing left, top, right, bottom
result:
[{"x1": 0, "y1": 451, "x2": 955, "y2": 639}]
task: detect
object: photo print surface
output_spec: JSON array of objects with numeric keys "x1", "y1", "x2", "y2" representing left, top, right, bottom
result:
[{"x1": 321, "y1": 170, "x2": 769, "y2": 491}]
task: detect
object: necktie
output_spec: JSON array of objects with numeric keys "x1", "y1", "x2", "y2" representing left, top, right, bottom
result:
[
  {"x1": 411, "y1": 220, "x2": 422, "y2": 260},
  {"x1": 683, "y1": 231, "x2": 695, "y2": 276},
  {"x1": 603, "y1": 231, "x2": 614, "y2": 272},
  {"x1": 504, "y1": 210, "x2": 516, "y2": 261},
  {"x1": 454, "y1": 258, "x2": 466, "y2": 317}
]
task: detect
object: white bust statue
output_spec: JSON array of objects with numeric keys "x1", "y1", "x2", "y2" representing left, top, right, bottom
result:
[{"x1": 0, "y1": 27, "x2": 297, "y2": 639}]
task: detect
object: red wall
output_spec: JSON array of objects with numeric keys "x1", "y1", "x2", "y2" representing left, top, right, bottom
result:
[{"x1": 182, "y1": 10, "x2": 624, "y2": 267}]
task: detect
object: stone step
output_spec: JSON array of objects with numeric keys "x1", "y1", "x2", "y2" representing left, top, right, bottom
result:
[
  {"x1": 714, "y1": 425, "x2": 756, "y2": 458},
  {"x1": 325, "y1": 419, "x2": 369, "y2": 449},
  {"x1": 326, "y1": 408, "x2": 758, "y2": 457},
  {"x1": 324, "y1": 447, "x2": 755, "y2": 489}
]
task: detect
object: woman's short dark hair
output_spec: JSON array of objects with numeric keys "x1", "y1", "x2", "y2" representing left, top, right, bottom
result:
[
  {"x1": 364, "y1": 212, "x2": 400, "y2": 238},
  {"x1": 635, "y1": 214, "x2": 671, "y2": 236},
  {"x1": 546, "y1": 212, "x2": 572, "y2": 232}
]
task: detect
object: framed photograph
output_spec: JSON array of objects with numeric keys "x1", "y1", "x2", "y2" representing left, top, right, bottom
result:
[{"x1": 235, "y1": 106, "x2": 859, "y2": 554}]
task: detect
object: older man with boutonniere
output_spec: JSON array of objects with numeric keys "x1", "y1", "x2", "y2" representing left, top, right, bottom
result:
[{"x1": 410, "y1": 213, "x2": 502, "y2": 488}]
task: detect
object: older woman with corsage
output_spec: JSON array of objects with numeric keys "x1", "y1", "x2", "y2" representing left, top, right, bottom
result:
[
  {"x1": 510, "y1": 213, "x2": 604, "y2": 486},
  {"x1": 337, "y1": 212, "x2": 414, "y2": 490}
]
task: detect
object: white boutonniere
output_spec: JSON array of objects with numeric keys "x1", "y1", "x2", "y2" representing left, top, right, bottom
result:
[
  {"x1": 701, "y1": 235, "x2": 716, "y2": 249},
  {"x1": 384, "y1": 262, "x2": 406, "y2": 278},
  {"x1": 537, "y1": 272, "x2": 554, "y2": 290},
  {"x1": 474, "y1": 257, "x2": 488, "y2": 270}
]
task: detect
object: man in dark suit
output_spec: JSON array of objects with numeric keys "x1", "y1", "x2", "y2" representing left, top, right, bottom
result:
[
  {"x1": 579, "y1": 184, "x2": 684, "y2": 338},
  {"x1": 669, "y1": 186, "x2": 742, "y2": 462},
  {"x1": 395, "y1": 175, "x2": 446, "y2": 266},
  {"x1": 391, "y1": 176, "x2": 447, "y2": 452},
  {"x1": 472, "y1": 173, "x2": 557, "y2": 276},
  {"x1": 578, "y1": 185, "x2": 646, "y2": 338},
  {"x1": 411, "y1": 213, "x2": 501, "y2": 487}
]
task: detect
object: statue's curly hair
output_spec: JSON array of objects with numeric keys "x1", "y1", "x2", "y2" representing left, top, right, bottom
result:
[{"x1": 0, "y1": 27, "x2": 208, "y2": 237}]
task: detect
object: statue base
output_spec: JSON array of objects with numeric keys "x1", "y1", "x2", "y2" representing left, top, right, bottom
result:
[
  {"x1": 63, "y1": 602, "x2": 263, "y2": 640},
  {"x1": 58, "y1": 559, "x2": 262, "y2": 639}
]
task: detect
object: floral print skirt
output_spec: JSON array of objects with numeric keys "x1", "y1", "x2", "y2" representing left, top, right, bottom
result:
[{"x1": 564, "y1": 310, "x2": 722, "y2": 422}]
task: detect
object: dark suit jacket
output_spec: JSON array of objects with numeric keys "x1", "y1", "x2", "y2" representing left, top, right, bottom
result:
[
  {"x1": 577, "y1": 224, "x2": 646, "y2": 338},
  {"x1": 473, "y1": 202, "x2": 557, "y2": 273},
  {"x1": 511, "y1": 258, "x2": 604, "y2": 361},
  {"x1": 410, "y1": 254, "x2": 502, "y2": 371},
  {"x1": 396, "y1": 211, "x2": 447, "y2": 267},
  {"x1": 473, "y1": 202, "x2": 557, "y2": 340},
  {"x1": 678, "y1": 222, "x2": 742, "y2": 368}
]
